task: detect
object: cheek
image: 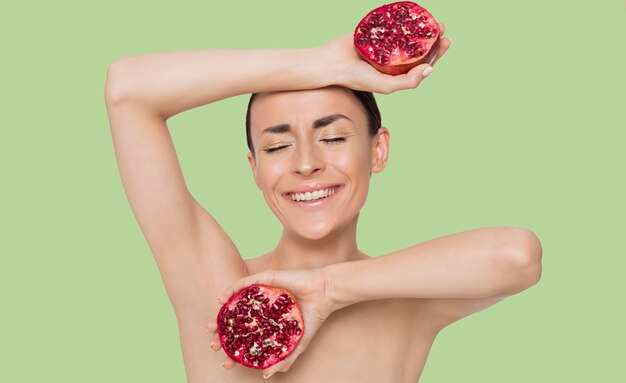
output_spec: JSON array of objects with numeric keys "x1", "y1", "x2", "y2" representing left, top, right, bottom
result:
[
  {"x1": 256, "y1": 158, "x2": 289, "y2": 186},
  {"x1": 331, "y1": 144, "x2": 371, "y2": 176}
]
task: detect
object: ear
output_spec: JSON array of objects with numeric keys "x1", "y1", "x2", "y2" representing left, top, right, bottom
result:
[
  {"x1": 370, "y1": 127, "x2": 390, "y2": 174},
  {"x1": 247, "y1": 152, "x2": 261, "y2": 190}
]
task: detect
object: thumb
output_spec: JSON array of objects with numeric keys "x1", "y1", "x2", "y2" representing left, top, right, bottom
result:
[
  {"x1": 218, "y1": 271, "x2": 277, "y2": 304},
  {"x1": 263, "y1": 359, "x2": 290, "y2": 380}
]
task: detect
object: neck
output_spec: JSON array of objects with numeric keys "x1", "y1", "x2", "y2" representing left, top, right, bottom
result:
[{"x1": 267, "y1": 214, "x2": 368, "y2": 270}]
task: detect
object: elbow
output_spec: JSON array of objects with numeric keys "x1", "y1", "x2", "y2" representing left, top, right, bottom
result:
[
  {"x1": 104, "y1": 60, "x2": 132, "y2": 106},
  {"x1": 508, "y1": 228, "x2": 543, "y2": 288}
]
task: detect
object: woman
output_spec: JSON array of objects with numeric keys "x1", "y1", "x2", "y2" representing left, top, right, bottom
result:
[{"x1": 105, "y1": 25, "x2": 542, "y2": 382}]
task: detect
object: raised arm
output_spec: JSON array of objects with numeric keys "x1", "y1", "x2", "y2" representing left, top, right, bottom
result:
[
  {"x1": 103, "y1": 43, "x2": 344, "y2": 317},
  {"x1": 105, "y1": 46, "x2": 335, "y2": 120},
  {"x1": 105, "y1": 33, "x2": 444, "y2": 119}
]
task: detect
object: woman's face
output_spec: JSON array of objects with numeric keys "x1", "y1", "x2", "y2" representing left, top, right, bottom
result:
[{"x1": 247, "y1": 86, "x2": 389, "y2": 240}]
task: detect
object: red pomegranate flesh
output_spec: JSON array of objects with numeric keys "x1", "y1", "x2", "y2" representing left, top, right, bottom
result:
[
  {"x1": 216, "y1": 284, "x2": 304, "y2": 369},
  {"x1": 354, "y1": 1, "x2": 441, "y2": 75}
]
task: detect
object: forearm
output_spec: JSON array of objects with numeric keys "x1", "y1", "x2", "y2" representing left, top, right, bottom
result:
[
  {"x1": 105, "y1": 46, "x2": 335, "y2": 119},
  {"x1": 325, "y1": 226, "x2": 541, "y2": 311}
]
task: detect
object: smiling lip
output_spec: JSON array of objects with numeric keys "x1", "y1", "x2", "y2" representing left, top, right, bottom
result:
[
  {"x1": 282, "y1": 184, "x2": 345, "y2": 210},
  {"x1": 283, "y1": 183, "x2": 344, "y2": 196}
]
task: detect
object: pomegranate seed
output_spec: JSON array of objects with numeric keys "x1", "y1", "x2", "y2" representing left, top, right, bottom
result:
[{"x1": 216, "y1": 284, "x2": 304, "y2": 370}]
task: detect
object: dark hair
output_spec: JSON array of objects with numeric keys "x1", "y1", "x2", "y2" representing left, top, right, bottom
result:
[{"x1": 245, "y1": 88, "x2": 382, "y2": 158}]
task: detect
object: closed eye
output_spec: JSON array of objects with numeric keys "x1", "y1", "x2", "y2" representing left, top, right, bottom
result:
[
  {"x1": 263, "y1": 137, "x2": 346, "y2": 154},
  {"x1": 264, "y1": 145, "x2": 289, "y2": 154},
  {"x1": 320, "y1": 137, "x2": 346, "y2": 144}
]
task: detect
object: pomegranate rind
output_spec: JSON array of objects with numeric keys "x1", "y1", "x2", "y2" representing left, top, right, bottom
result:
[
  {"x1": 216, "y1": 283, "x2": 304, "y2": 369},
  {"x1": 354, "y1": 1, "x2": 440, "y2": 75},
  {"x1": 362, "y1": 38, "x2": 441, "y2": 76}
]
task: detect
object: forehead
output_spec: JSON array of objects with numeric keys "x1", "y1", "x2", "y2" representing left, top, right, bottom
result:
[{"x1": 249, "y1": 86, "x2": 367, "y2": 135}]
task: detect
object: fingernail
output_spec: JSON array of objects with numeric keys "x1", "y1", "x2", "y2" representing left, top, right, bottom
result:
[
  {"x1": 422, "y1": 66, "x2": 433, "y2": 77},
  {"x1": 264, "y1": 372, "x2": 274, "y2": 379},
  {"x1": 222, "y1": 363, "x2": 226, "y2": 370}
]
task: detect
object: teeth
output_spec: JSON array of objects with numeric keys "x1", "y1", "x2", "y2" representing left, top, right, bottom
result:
[{"x1": 289, "y1": 187, "x2": 338, "y2": 202}]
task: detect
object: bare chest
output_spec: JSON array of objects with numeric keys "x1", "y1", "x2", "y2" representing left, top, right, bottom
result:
[{"x1": 207, "y1": 298, "x2": 437, "y2": 383}]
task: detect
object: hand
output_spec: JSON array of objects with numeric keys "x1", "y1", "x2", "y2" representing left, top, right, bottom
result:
[
  {"x1": 321, "y1": 22, "x2": 451, "y2": 94},
  {"x1": 205, "y1": 267, "x2": 334, "y2": 379}
]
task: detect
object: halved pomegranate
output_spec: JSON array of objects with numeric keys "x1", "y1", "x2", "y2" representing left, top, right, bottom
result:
[
  {"x1": 354, "y1": 1, "x2": 441, "y2": 75},
  {"x1": 216, "y1": 284, "x2": 304, "y2": 369}
]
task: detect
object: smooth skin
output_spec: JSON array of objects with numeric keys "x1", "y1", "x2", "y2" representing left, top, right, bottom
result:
[{"x1": 105, "y1": 23, "x2": 542, "y2": 382}]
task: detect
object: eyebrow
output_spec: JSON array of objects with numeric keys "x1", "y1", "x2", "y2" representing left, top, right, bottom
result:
[{"x1": 261, "y1": 114, "x2": 352, "y2": 135}]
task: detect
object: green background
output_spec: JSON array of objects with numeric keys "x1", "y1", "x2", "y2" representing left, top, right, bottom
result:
[{"x1": 1, "y1": 0, "x2": 624, "y2": 381}]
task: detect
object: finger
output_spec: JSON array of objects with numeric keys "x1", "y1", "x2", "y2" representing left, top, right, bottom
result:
[
  {"x1": 263, "y1": 360, "x2": 290, "y2": 380},
  {"x1": 206, "y1": 322, "x2": 218, "y2": 333},
  {"x1": 379, "y1": 63, "x2": 432, "y2": 93},
  {"x1": 218, "y1": 276, "x2": 257, "y2": 304},
  {"x1": 438, "y1": 22, "x2": 446, "y2": 36},
  {"x1": 431, "y1": 38, "x2": 451, "y2": 67},
  {"x1": 222, "y1": 357, "x2": 236, "y2": 370},
  {"x1": 262, "y1": 335, "x2": 311, "y2": 379},
  {"x1": 210, "y1": 333, "x2": 221, "y2": 351},
  {"x1": 217, "y1": 277, "x2": 252, "y2": 304},
  {"x1": 218, "y1": 271, "x2": 277, "y2": 305},
  {"x1": 409, "y1": 63, "x2": 433, "y2": 84}
]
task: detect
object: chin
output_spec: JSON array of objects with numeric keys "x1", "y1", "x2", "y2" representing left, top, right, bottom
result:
[{"x1": 290, "y1": 222, "x2": 336, "y2": 241}]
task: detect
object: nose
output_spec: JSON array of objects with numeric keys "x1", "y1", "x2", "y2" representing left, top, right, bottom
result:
[{"x1": 291, "y1": 141, "x2": 324, "y2": 177}]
